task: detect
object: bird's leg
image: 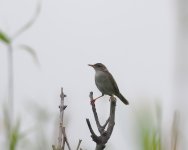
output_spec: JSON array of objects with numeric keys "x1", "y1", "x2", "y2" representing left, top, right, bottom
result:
[
  {"x1": 90, "y1": 94, "x2": 104, "y2": 105},
  {"x1": 109, "y1": 95, "x2": 114, "y2": 101}
]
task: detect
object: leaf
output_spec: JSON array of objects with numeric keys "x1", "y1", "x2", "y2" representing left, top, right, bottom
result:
[
  {"x1": 10, "y1": 119, "x2": 21, "y2": 150},
  {"x1": 18, "y1": 44, "x2": 39, "y2": 65},
  {"x1": 9, "y1": 118, "x2": 29, "y2": 150},
  {"x1": 12, "y1": 1, "x2": 42, "y2": 39},
  {"x1": 3, "y1": 105, "x2": 22, "y2": 150},
  {"x1": 3, "y1": 104, "x2": 11, "y2": 135},
  {"x1": 0, "y1": 30, "x2": 11, "y2": 44}
]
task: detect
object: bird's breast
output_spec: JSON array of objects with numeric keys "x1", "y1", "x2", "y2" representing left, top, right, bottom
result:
[
  {"x1": 95, "y1": 71, "x2": 107, "y2": 82},
  {"x1": 95, "y1": 70, "x2": 114, "y2": 95}
]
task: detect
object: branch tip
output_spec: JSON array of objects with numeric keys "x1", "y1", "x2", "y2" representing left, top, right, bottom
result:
[
  {"x1": 63, "y1": 105, "x2": 67, "y2": 110},
  {"x1": 89, "y1": 92, "x2": 93, "y2": 99},
  {"x1": 76, "y1": 139, "x2": 82, "y2": 150}
]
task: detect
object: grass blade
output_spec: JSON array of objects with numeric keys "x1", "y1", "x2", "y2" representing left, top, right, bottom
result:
[
  {"x1": 10, "y1": 119, "x2": 21, "y2": 150},
  {"x1": 12, "y1": 1, "x2": 41, "y2": 39},
  {"x1": 18, "y1": 44, "x2": 39, "y2": 65}
]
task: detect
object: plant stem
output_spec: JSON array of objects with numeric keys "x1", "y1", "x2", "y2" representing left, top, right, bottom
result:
[{"x1": 7, "y1": 43, "x2": 14, "y2": 122}]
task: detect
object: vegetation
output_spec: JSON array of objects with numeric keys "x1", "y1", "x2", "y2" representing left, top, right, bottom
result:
[{"x1": 0, "y1": 2, "x2": 41, "y2": 150}]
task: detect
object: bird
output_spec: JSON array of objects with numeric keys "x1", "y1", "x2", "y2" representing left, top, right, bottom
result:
[{"x1": 88, "y1": 63, "x2": 129, "y2": 105}]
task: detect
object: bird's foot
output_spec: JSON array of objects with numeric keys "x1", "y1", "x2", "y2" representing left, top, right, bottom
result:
[
  {"x1": 90, "y1": 95, "x2": 103, "y2": 105},
  {"x1": 90, "y1": 99, "x2": 96, "y2": 105},
  {"x1": 109, "y1": 96, "x2": 115, "y2": 102},
  {"x1": 109, "y1": 96, "x2": 112, "y2": 101}
]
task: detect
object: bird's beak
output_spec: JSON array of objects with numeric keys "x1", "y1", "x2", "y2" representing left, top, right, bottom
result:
[{"x1": 88, "y1": 64, "x2": 94, "y2": 67}]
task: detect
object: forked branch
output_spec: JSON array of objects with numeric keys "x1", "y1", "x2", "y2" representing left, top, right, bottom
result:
[{"x1": 86, "y1": 92, "x2": 116, "y2": 150}]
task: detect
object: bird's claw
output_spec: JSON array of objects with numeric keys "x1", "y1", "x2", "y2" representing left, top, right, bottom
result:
[{"x1": 90, "y1": 99, "x2": 96, "y2": 105}]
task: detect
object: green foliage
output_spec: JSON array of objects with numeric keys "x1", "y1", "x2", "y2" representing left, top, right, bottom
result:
[
  {"x1": 134, "y1": 103, "x2": 181, "y2": 150},
  {"x1": 0, "y1": 31, "x2": 11, "y2": 44},
  {"x1": 134, "y1": 102, "x2": 162, "y2": 150},
  {"x1": 9, "y1": 120, "x2": 22, "y2": 150},
  {"x1": 3, "y1": 105, "x2": 25, "y2": 150},
  {"x1": 3, "y1": 105, "x2": 11, "y2": 136},
  {"x1": 1, "y1": 1, "x2": 41, "y2": 150}
]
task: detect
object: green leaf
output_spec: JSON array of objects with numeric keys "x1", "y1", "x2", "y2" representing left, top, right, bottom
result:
[
  {"x1": 10, "y1": 119, "x2": 21, "y2": 150},
  {"x1": 3, "y1": 105, "x2": 22, "y2": 150},
  {"x1": 0, "y1": 30, "x2": 11, "y2": 44},
  {"x1": 18, "y1": 44, "x2": 39, "y2": 65},
  {"x1": 3, "y1": 104, "x2": 11, "y2": 135},
  {"x1": 12, "y1": 1, "x2": 41, "y2": 39}
]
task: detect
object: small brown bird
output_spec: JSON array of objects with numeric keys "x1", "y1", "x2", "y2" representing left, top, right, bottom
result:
[{"x1": 88, "y1": 63, "x2": 129, "y2": 105}]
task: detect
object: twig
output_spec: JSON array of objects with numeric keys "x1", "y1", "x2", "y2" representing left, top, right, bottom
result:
[
  {"x1": 62, "y1": 127, "x2": 66, "y2": 150},
  {"x1": 62, "y1": 127, "x2": 72, "y2": 150},
  {"x1": 57, "y1": 88, "x2": 66, "y2": 149},
  {"x1": 86, "y1": 92, "x2": 116, "y2": 150},
  {"x1": 86, "y1": 119, "x2": 100, "y2": 143},
  {"x1": 53, "y1": 87, "x2": 71, "y2": 150},
  {"x1": 89, "y1": 92, "x2": 103, "y2": 134},
  {"x1": 76, "y1": 139, "x2": 82, "y2": 150},
  {"x1": 102, "y1": 118, "x2": 110, "y2": 129},
  {"x1": 53, "y1": 87, "x2": 84, "y2": 150}
]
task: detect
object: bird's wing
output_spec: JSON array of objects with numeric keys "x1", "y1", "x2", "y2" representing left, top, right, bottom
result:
[{"x1": 106, "y1": 71, "x2": 120, "y2": 94}]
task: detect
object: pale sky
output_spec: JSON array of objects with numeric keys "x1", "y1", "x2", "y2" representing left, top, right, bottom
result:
[{"x1": 0, "y1": 0, "x2": 179, "y2": 149}]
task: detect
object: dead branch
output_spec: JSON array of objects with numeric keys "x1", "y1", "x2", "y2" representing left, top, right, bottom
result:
[
  {"x1": 52, "y1": 87, "x2": 71, "y2": 150},
  {"x1": 76, "y1": 139, "x2": 82, "y2": 150},
  {"x1": 86, "y1": 92, "x2": 116, "y2": 150}
]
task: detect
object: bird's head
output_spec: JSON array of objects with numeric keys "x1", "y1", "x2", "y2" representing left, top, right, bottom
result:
[{"x1": 88, "y1": 63, "x2": 108, "y2": 71}]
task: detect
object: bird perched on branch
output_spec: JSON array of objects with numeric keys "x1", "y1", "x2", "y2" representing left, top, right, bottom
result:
[{"x1": 88, "y1": 63, "x2": 129, "y2": 105}]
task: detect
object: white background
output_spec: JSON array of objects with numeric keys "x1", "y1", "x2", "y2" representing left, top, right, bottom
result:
[{"x1": 0, "y1": 0, "x2": 186, "y2": 149}]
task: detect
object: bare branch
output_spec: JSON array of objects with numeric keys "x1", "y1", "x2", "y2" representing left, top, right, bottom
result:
[
  {"x1": 86, "y1": 118, "x2": 99, "y2": 142},
  {"x1": 53, "y1": 87, "x2": 72, "y2": 150},
  {"x1": 57, "y1": 88, "x2": 65, "y2": 149},
  {"x1": 53, "y1": 87, "x2": 85, "y2": 150},
  {"x1": 62, "y1": 127, "x2": 72, "y2": 150},
  {"x1": 105, "y1": 97, "x2": 116, "y2": 139},
  {"x1": 89, "y1": 92, "x2": 110, "y2": 134},
  {"x1": 62, "y1": 138, "x2": 66, "y2": 150},
  {"x1": 86, "y1": 92, "x2": 117, "y2": 150},
  {"x1": 76, "y1": 139, "x2": 82, "y2": 150},
  {"x1": 89, "y1": 92, "x2": 104, "y2": 134},
  {"x1": 102, "y1": 117, "x2": 110, "y2": 129},
  {"x1": 62, "y1": 127, "x2": 66, "y2": 150}
]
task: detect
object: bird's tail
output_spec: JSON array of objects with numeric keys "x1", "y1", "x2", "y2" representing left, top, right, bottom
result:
[{"x1": 116, "y1": 93, "x2": 129, "y2": 105}]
